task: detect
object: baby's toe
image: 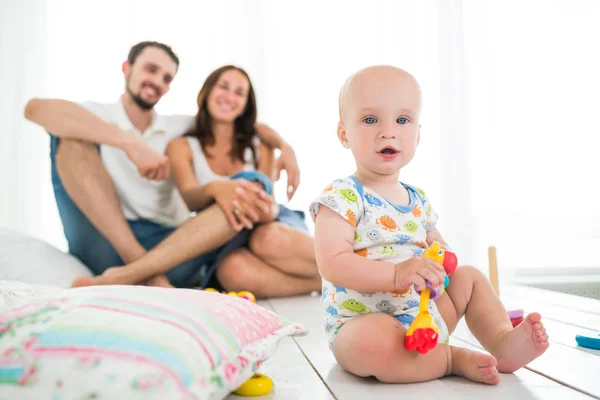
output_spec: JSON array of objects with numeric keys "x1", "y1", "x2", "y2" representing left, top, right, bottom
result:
[
  {"x1": 535, "y1": 322, "x2": 544, "y2": 330},
  {"x1": 526, "y1": 312, "x2": 542, "y2": 324},
  {"x1": 536, "y1": 328, "x2": 546, "y2": 335},
  {"x1": 483, "y1": 372, "x2": 501, "y2": 385}
]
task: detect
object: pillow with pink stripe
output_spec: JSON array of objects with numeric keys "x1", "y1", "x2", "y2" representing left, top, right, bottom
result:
[{"x1": 0, "y1": 283, "x2": 307, "y2": 400}]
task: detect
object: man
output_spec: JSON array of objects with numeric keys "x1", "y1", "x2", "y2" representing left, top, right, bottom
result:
[{"x1": 25, "y1": 41, "x2": 311, "y2": 292}]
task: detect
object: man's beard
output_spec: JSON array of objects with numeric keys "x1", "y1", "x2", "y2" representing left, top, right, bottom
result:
[{"x1": 127, "y1": 86, "x2": 156, "y2": 110}]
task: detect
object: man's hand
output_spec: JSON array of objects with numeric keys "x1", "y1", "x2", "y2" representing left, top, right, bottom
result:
[
  {"x1": 122, "y1": 138, "x2": 170, "y2": 181},
  {"x1": 275, "y1": 144, "x2": 300, "y2": 200}
]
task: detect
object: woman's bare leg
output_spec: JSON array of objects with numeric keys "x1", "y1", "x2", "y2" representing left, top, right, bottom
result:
[
  {"x1": 249, "y1": 222, "x2": 320, "y2": 279},
  {"x1": 217, "y1": 248, "x2": 321, "y2": 298}
]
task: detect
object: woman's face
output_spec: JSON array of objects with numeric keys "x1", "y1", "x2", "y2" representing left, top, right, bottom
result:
[{"x1": 206, "y1": 69, "x2": 250, "y2": 123}]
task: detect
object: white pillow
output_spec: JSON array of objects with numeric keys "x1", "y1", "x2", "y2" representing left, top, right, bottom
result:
[
  {"x1": 0, "y1": 228, "x2": 91, "y2": 288},
  {"x1": 0, "y1": 282, "x2": 307, "y2": 400}
]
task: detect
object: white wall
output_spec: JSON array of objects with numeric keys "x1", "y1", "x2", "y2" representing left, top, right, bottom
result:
[
  {"x1": 0, "y1": 0, "x2": 55, "y2": 244},
  {"x1": 2, "y1": 0, "x2": 600, "y2": 278}
]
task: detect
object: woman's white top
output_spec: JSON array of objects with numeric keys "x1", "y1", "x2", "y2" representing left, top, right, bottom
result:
[{"x1": 185, "y1": 136, "x2": 260, "y2": 186}]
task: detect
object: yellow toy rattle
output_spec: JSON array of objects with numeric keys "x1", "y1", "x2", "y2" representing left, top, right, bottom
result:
[
  {"x1": 204, "y1": 288, "x2": 256, "y2": 303},
  {"x1": 404, "y1": 242, "x2": 458, "y2": 354}
]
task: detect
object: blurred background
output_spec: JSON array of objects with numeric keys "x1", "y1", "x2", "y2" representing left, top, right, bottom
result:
[{"x1": 2, "y1": 0, "x2": 600, "y2": 291}]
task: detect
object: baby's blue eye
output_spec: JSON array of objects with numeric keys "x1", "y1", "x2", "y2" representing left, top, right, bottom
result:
[
  {"x1": 363, "y1": 117, "x2": 377, "y2": 124},
  {"x1": 397, "y1": 117, "x2": 408, "y2": 125}
]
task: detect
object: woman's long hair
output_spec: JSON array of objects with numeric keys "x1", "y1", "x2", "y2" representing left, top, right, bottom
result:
[{"x1": 185, "y1": 65, "x2": 258, "y2": 167}]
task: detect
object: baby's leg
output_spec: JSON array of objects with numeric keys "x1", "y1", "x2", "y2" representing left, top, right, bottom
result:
[
  {"x1": 333, "y1": 313, "x2": 500, "y2": 384},
  {"x1": 435, "y1": 266, "x2": 549, "y2": 373}
]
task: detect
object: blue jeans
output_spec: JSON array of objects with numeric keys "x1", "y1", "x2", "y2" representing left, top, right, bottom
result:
[{"x1": 50, "y1": 136, "x2": 217, "y2": 288}]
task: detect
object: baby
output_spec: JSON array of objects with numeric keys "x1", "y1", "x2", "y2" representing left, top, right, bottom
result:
[{"x1": 309, "y1": 66, "x2": 548, "y2": 384}]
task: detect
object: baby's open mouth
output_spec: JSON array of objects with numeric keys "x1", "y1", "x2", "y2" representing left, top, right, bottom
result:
[{"x1": 379, "y1": 147, "x2": 398, "y2": 155}]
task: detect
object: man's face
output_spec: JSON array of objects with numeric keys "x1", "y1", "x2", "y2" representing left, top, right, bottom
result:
[{"x1": 124, "y1": 46, "x2": 177, "y2": 110}]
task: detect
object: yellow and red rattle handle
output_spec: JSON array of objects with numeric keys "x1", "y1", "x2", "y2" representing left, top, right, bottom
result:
[{"x1": 404, "y1": 242, "x2": 458, "y2": 354}]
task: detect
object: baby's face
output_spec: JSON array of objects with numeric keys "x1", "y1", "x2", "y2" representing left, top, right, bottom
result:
[{"x1": 339, "y1": 67, "x2": 421, "y2": 178}]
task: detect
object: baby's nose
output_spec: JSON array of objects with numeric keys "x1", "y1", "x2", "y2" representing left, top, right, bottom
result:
[{"x1": 380, "y1": 130, "x2": 397, "y2": 139}]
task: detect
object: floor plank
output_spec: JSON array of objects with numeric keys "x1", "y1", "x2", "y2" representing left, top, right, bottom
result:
[
  {"x1": 453, "y1": 321, "x2": 599, "y2": 399},
  {"x1": 452, "y1": 285, "x2": 600, "y2": 399},
  {"x1": 501, "y1": 286, "x2": 600, "y2": 336},
  {"x1": 225, "y1": 299, "x2": 335, "y2": 400},
  {"x1": 450, "y1": 337, "x2": 594, "y2": 400},
  {"x1": 508, "y1": 285, "x2": 600, "y2": 318},
  {"x1": 269, "y1": 294, "x2": 594, "y2": 399}
]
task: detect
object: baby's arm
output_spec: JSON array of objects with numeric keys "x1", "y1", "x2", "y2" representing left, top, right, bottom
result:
[
  {"x1": 426, "y1": 227, "x2": 450, "y2": 249},
  {"x1": 315, "y1": 207, "x2": 446, "y2": 292},
  {"x1": 315, "y1": 207, "x2": 397, "y2": 292}
]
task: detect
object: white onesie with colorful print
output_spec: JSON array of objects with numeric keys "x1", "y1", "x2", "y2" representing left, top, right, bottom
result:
[{"x1": 309, "y1": 176, "x2": 449, "y2": 348}]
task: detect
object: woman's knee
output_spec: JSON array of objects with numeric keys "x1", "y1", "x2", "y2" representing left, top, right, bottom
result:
[
  {"x1": 215, "y1": 250, "x2": 257, "y2": 291},
  {"x1": 248, "y1": 223, "x2": 290, "y2": 258}
]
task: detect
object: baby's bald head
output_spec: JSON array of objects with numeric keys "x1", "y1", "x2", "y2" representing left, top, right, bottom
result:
[{"x1": 338, "y1": 65, "x2": 422, "y2": 123}]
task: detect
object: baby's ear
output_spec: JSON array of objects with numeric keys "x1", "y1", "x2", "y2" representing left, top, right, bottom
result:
[{"x1": 337, "y1": 122, "x2": 350, "y2": 149}]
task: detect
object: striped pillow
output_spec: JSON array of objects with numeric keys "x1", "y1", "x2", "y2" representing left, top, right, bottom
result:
[{"x1": 0, "y1": 284, "x2": 307, "y2": 399}]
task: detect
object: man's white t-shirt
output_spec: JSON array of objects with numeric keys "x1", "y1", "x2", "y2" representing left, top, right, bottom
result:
[{"x1": 81, "y1": 99, "x2": 194, "y2": 227}]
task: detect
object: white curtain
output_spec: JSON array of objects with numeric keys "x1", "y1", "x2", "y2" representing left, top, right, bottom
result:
[
  {"x1": 462, "y1": 1, "x2": 600, "y2": 277},
  {"x1": 2, "y1": 0, "x2": 598, "y2": 277},
  {"x1": 0, "y1": 0, "x2": 55, "y2": 244}
]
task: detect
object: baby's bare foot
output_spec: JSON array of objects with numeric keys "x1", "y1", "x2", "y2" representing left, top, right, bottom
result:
[
  {"x1": 451, "y1": 346, "x2": 500, "y2": 385},
  {"x1": 496, "y1": 312, "x2": 549, "y2": 373}
]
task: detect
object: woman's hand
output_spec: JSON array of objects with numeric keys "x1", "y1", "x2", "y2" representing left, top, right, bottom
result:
[
  {"x1": 212, "y1": 179, "x2": 275, "y2": 231},
  {"x1": 245, "y1": 182, "x2": 279, "y2": 223},
  {"x1": 276, "y1": 144, "x2": 300, "y2": 200}
]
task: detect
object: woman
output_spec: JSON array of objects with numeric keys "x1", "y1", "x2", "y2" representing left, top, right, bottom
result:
[{"x1": 166, "y1": 66, "x2": 320, "y2": 298}]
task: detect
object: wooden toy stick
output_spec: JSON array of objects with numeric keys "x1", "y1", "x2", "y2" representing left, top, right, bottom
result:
[{"x1": 488, "y1": 245, "x2": 499, "y2": 296}]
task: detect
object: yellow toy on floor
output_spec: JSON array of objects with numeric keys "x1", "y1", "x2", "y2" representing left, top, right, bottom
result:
[
  {"x1": 404, "y1": 242, "x2": 458, "y2": 354},
  {"x1": 203, "y1": 288, "x2": 256, "y2": 303},
  {"x1": 233, "y1": 372, "x2": 273, "y2": 396}
]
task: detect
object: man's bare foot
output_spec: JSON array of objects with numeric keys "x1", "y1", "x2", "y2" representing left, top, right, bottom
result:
[
  {"x1": 71, "y1": 266, "x2": 139, "y2": 288},
  {"x1": 144, "y1": 274, "x2": 174, "y2": 288},
  {"x1": 451, "y1": 346, "x2": 500, "y2": 385},
  {"x1": 71, "y1": 276, "x2": 93, "y2": 288},
  {"x1": 495, "y1": 312, "x2": 549, "y2": 373}
]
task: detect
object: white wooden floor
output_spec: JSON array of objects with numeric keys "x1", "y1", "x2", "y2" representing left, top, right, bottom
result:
[{"x1": 227, "y1": 286, "x2": 600, "y2": 400}]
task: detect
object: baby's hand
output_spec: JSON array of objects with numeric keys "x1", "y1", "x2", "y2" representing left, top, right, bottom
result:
[{"x1": 394, "y1": 257, "x2": 446, "y2": 292}]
